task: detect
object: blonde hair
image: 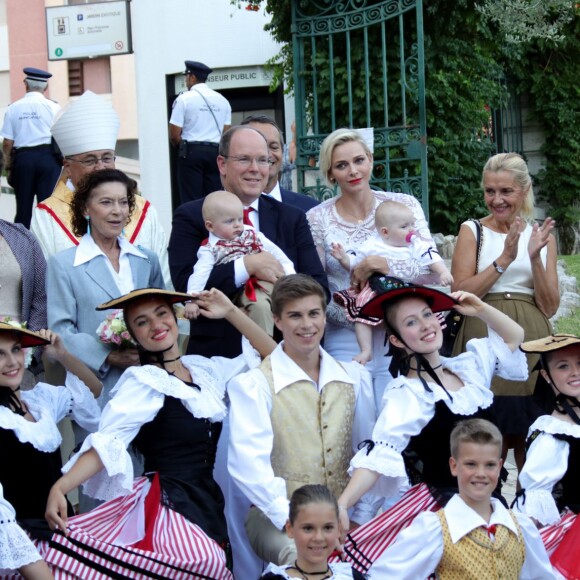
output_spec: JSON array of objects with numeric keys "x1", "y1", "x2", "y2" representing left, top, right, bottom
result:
[
  {"x1": 450, "y1": 419, "x2": 502, "y2": 459},
  {"x1": 319, "y1": 128, "x2": 372, "y2": 186},
  {"x1": 482, "y1": 153, "x2": 535, "y2": 222},
  {"x1": 201, "y1": 190, "x2": 243, "y2": 222},
  {"x1": 375, "y1": 200, "x2": 413, "y2": 230}
]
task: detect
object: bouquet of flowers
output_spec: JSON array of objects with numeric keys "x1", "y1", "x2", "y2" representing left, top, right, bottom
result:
[
  {"x1": 0, "y1": 317, "x2": 35, "y2": 367},
  {"x1": 96, "y1": 310, "x2": 137, "y2": 348}
]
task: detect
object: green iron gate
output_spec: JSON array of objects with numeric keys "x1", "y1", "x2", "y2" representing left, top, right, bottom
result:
[{"x1": 292, "y1": 0, "x2": 429, "y2": 218}]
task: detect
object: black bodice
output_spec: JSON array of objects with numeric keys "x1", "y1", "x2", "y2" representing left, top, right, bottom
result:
[
  {"x1": 0, "y1": 424, "x2": 73, "y2": 539},
  {"x1": 403, "y1": 399, "x2": 500, "y2": 504},
  {"x1": 132, "y1": 395, "x2": 227, "y2": 546},
  {"x1": 550, "y1": 432, "x2": 580, "y2": 514}
]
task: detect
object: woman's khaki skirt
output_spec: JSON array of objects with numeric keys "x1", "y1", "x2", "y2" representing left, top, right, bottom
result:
[{"x1": 452, "y1": 292, "x2": 552, "y2": 433}]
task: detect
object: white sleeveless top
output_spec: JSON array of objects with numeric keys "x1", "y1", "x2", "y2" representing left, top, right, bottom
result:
[{"x1": 463, "y1": 221, "x2": 547, "y2": 295}]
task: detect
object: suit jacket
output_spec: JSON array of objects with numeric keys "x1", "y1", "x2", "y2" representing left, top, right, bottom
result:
[
  {"x1": 279, "y1": 187, "x2": 319, "y2": 212},
  {"x1": 169, "y1": 195, "x2": 328, "y2": 357},
  {"x1": 0, "y1": 220, "x2": 47, "y2": 330},
  {"x1": 46, "y1": 243, "x2": 164, "y2": 402}
]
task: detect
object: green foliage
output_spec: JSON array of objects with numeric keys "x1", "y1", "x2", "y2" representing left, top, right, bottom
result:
[
  {"x1": 554, "y1": 255, "x2": 580, "y2": 333},
  {"x1": 232, "y1": 0, "x2": 580, "y2": 247},
  {"x1": 477, "y1": 0, "x2": 574, "y2": 44},
  {"x1": 508, "y1": 9, "x2": 580, "y2": 253},
  {"x1": 422, "y1": 0, "x2": 507, "y2": 232}
]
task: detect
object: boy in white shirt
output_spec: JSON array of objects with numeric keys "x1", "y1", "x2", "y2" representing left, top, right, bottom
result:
[
  {"x1": 368, "y1": 418, "x2": 554, "y2": 579},
  {"x1": 185, "y1": 190, "x2": 295, "y2": 336},
  {"x1": 227, "y1": 274, "x2": 376, "y2": 567}
]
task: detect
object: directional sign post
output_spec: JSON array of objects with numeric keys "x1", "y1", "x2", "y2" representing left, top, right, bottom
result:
[{"x1": 46, "y1": 0, "x2": 132, "y2": 61}]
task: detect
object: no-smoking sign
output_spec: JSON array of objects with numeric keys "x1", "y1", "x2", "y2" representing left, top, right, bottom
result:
[{"x1": 115, "y1": 40, "x2": 124, "y2": 50}]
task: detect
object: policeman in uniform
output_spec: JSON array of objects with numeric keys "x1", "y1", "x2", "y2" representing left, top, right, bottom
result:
[
  {"x1": 1, "y1": 68, "x2": 61, "y2": 228},
  {"x1": 169, "y1": 61, "x2": 232, "y2": 204}
]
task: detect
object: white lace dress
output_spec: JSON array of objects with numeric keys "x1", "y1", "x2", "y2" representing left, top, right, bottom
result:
[{"x1": 307, "y1": 192, "x2": 436, "y2": 409}]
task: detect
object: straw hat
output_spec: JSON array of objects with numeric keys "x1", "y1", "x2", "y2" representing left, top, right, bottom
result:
[
  {"x1": 520, "y1": 334, "x2": 580, "y2": 355},
  {"x1": 0, "y1": 322, "x2": 50, "y2": 348},
  {"x1": 97, "y1": 288, "x2": 193, "y2": 311},
  {"x1": 360, "y1": 276, "x2": 458, "y2": 319}
]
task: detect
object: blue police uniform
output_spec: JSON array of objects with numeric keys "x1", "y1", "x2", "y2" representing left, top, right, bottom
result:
[
  {"x1": 169, "y1": 61, "x2": 231, "y2": 204},
  {"x1": 1, "y1": 68, "x2": 61, "y2": 228}
]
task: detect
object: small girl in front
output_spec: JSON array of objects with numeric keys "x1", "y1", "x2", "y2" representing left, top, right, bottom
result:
[
  {"x1": 261, "y1": 484, "x2": 367, "y2": 580},
  {"x1": 515, "y1": 333, "x2": 580, "y2": 579}
]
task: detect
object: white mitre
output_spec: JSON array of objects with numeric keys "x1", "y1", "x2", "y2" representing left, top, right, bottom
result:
[{"x1": 51, "y1": 91, "x2": 120, "y2": 156}]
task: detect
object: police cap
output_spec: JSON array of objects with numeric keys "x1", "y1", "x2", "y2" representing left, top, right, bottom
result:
[
  {"x1": 23, "y1": 67, "x2": 52, "y2": 82},
  {"x1": 184, "y1": 61, "x2": 212, "y2": 80}
]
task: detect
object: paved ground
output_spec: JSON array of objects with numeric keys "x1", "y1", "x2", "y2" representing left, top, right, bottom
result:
[{"x1": 503, "y1": 449, "x2": 517, "y2": 506}]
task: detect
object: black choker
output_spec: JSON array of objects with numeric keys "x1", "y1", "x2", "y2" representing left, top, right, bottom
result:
[
  {"x1": 292, "y1": 560, "x2": 331, "y2": 579},
  {"x1": 409, "y1": 363, "x2": 442, "y2": 371},
  {"x1": 555, "y1": 394, "x2": 580, "y2": 426}
]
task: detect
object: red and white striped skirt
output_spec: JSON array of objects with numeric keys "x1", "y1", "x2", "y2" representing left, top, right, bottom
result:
[
  {"x1": 329, "y1": 483, "x2": 440, "y2": 574},
  {"x1": 545, "y1": 511, "x2": 580, "y2": 578},
  {"x1": 41, "y1": 475, "x2": 232, "y2": 580}
]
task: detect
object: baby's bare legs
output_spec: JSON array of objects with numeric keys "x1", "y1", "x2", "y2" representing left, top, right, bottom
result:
[{"x1": 354, "y1": 322, "x2": 373, "y2": 365}]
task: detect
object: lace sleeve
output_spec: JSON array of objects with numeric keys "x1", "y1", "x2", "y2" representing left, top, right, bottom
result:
[
  {"x1": 0, "y1": 488, "x2": 42, "y2": 571},
  {"x1": 514, "y1": 426, "x2": 569, "y2": 525},
  {"x1": 349, "y1": 380, "x2": 434, "y2": 503},
  {"x1": 64, "y1": 372, "x2": 101, "y2": 433},
  {"x1": 306, "y1": 204, "x2": 329, "y2": 271},
  {"x1": 465, "y1": 328, "x2": 528, "y2": 384},
  {"x1": 63, "y1": 431, "x2": 134, "y2": 501}
]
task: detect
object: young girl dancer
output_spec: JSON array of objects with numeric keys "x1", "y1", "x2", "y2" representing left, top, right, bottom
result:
[
  {"x1": 0, "y1": 322, "x2": 101, "y2": 578},
  {"x1": 331, "y1": 276, "x2": 527, "y2": 572},
  {"x1": 45, "y1": 288, "x2": 276, "y2": 579},
  {"x1": 515, "y1": 334, "x2": 580, "y2": 579},
  {"x1": 262, "y1": 484, "x2": 367, "y2": 580}
]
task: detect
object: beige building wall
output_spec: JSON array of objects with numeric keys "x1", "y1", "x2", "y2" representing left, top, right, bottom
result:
[{"x1": 2, "y1": 0, "x2": 138, "y2": 152}]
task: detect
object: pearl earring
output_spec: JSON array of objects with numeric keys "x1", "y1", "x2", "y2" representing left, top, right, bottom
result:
[{"x1": 85, "y1": 215, "x2": 91, "y2": 236}]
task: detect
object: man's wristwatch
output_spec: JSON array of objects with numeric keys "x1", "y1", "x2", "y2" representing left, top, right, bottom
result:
[{"x1": 492, "y1": 260, "x2": 505, "y2": 274}]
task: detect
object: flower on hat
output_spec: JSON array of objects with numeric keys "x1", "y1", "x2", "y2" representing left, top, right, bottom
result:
[{"x1": 0, "y1": 317, "x2": 35, "y2": 367}]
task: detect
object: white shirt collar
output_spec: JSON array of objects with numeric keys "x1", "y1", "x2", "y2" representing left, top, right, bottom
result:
[
  {"x1": 444, "y1": 494, "x2": 519, "y2": 544},
  {"x1": 246, "y1": 198, "x2": 260, "y2": 212},
  {"x1": 265, "y1": 182, "x2": 282, "y2": 202},
  {"x1": 269, "y1": 342, "x2": 354, "y2": 394},
  {"x1": 73, "y1": 233, "x2": 146, "y2": 267}
]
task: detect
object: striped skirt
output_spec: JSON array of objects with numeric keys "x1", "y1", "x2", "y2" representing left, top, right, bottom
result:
[
  {"x1": 329, "y1": 483, "x2": 440, "y2": 574},
  {"x1": 41, "y1": 475, "x2": 232, "y2": 580}
]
